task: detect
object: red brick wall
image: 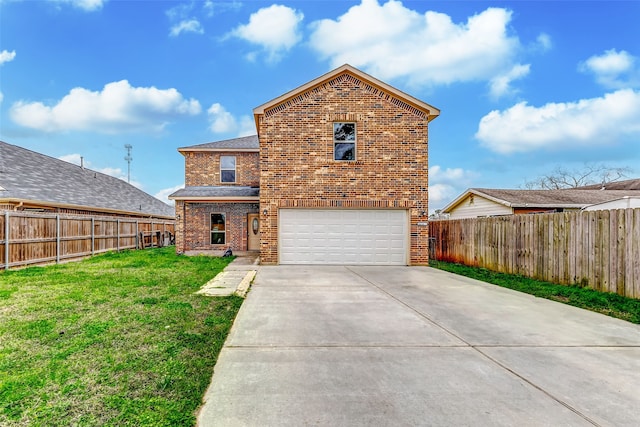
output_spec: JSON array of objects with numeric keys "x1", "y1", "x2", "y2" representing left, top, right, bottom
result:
[
  {"x1": 174, "y1": 202, "x2": 259, "y2": 253},
  {"x1": 258, "y1": 72, "x2": 430, "y2": 264},
  {"x1": 184, "y1": 152, "x2": 259, "y2": 187}
]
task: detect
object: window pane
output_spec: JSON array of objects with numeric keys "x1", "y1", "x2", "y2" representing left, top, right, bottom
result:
[
  {"x1": 221, "y1": 170, "x2": 236, "y2": 183},
  {"x1": 335, "y1": 143, "x2": 355, "y2": 161},
  {"x1": 334, "y1": 123, "x2": 355, "y2": 141},
  {"x1": 211, "y1": 214, "x2": 225, "y2": 231},
  {"x1": 220, "y1": 156, "x2": 236, "y2": 169},
  {"x1": 211, "y1": 232, "x2": 225, "y2": 244}
]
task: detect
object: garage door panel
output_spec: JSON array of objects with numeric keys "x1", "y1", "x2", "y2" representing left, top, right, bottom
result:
[{"x1": 279, "y1": 209, "x2": 407, "y2": 265}]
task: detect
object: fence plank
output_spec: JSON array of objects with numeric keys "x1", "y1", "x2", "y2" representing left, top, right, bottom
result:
[{"x1": 430, "y1": 208, "x2": 640, "y2": 299}]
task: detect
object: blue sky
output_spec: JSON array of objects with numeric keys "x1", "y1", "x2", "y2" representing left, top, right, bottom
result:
[{"x1": 1, "y1": 0, "x2": 639, "y2": 211}]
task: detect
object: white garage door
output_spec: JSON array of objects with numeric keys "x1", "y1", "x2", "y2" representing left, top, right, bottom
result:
[{"x1": 279, "y1": 209, "x2": 408, "y2": 265}]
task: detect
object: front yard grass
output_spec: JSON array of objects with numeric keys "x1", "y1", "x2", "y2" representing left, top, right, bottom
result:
[
  {"x1": 432, "y1": 261, "x2": 640, "y2": 324},
  {"x1": 0, "y1": 247, "x2": 241, "y2": 426}
]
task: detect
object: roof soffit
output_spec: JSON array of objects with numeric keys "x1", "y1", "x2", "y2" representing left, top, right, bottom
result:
[{"x1": 253, "y1": 64, "x2": 440, "y2": 123}]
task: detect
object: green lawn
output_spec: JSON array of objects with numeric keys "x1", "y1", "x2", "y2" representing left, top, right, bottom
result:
[
  {"x1": 0, "y1": 247, "x2": 242, "y2": 427},
  {"x1": 432, "y1": 261, "x2": 640, "y2": 324}
]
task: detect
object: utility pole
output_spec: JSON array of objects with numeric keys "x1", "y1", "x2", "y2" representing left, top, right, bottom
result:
[{"x1": 124, "y1": 144, "x2": 133, "y2": 183}]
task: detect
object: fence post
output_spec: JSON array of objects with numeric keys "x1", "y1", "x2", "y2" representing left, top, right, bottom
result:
[
  {"x1": 56, "y1": 214, "x2": 61, "y2": 264},
  {"x1": 117, "y1": 219, "x2": 120, "y2": 252},
  {"x1": 4, "y1": 211, "x2": 9, "y2": 270},
  {"x1": 135, "y1": 221, "x2": 139, "y2": 249},
  {"x1": 151, "y1": 219, "x2": 154, "y2": 247},
  {"x1": 91, "y1": 217, "x2": 95, "y2": 255}
]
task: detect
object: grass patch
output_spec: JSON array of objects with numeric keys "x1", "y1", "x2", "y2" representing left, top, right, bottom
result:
[
  {"x1": 432, "y1": 261, "x2": 640, "y2": 324},
  {"x1": 0, "y1": 247, "x2": 241, "y2": 426}
]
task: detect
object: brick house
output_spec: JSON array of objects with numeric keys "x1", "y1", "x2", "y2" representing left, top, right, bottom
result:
[{"x1": 170, "y1": 64, "x2": 439, "y2": 265}]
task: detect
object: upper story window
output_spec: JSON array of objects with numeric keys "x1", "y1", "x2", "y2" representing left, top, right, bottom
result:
[
  {"x1": 220, "y1": 156, "x2": 236, "y2": 183},
  {"x1": 333, "y1": 122, "x2": 356, "y2": 161}
]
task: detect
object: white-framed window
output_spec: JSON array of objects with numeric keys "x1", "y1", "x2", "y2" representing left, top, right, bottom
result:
[
  {"x1": 211, "y1": 213, "x2": 226, "y2": 244},
  {"x1": 333, "y1": 122, "x2": 356, "y2": 161},
  {"x1": 220, "y1": 156, "x2": 236, "y2": 183}
]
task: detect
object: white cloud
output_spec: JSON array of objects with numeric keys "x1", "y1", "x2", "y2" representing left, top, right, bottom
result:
[
  {"x1": 203, "y1": 0, "x2": 241, "y2": 17},
  {"x1": 579, "y1": 49, "x2": 639, "y2": 89},
  {"x1": 10, "y1": 80, "x2": 201, "y2": 133},
  {"x1": 476, "y1": 89, "x2": 640, "y2": 154},
  {"x1": 308, "y1": 1, "x2": 532, "y2": 93},
  {"x1": 170, "y1": 19, "x2": 204, "y2": 37},
  {"x1": 58, "y1": 153, "x2": 143, "y2": 188},
  {"x1": 207, "y1": 103, "x2": 255, "y2": 136},
  {"x1": 230, "y1": 4, "x2": 304, "y2": 62},
  {"x1": 0, "y1": 92, "x2": 3, "y2": 104},
  {"x1": 532, "y1": 33, "x2": 552, "y2": 52},
  {"x1": 489, "y1": 63, "x2": 530, "y2": 98},
  {"x1": 428, "y1": 165, "x2": 477, "y2": 210},
  {"x1": 207, "y1": 103, "x2": 236, "y2": 133},
  {"x1": 48, "y1": 0, "x2": 106, "y2": 11},
  {"x1": 0, "y1": 50, "x2": 16, "y2": 65},
  {"x1": 166, "y1": 2, "x2": 194, "y2": 20},
  {"x1": 155, "y1": 184, "x2": 183, "y2": 205}
]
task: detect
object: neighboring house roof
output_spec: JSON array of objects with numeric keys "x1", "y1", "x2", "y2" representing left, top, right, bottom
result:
[
  {"x1": 442, "y1": 188, "x2": 640, "y2": 213},
  {"x1": 253, "y1": 64, "x2": 441, "y2": 133},
  {"x1": 575, "y1": 178, "x2": 640, "y2": 191},
  {"x1": 583, "y1": 196, "x2": 640, "y2": 211},
  {"x1": 0, "y1": 141, "x2": 174, "y2": 218},
  {"x1": 178, "y1": 135, "x2": 259, "y2": 152},
  {"x1": 169, "y1": 186, "x2": 259, "y2": 201}
]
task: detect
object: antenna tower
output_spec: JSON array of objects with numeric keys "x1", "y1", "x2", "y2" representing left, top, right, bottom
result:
[{"x1": 124, "y1": 144, "x2": 133, "y2": 183}]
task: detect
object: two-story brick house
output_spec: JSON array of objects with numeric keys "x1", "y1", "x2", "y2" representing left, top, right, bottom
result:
[{"x1": 170, "y1": 64, "x2": 439, "y2": 265}]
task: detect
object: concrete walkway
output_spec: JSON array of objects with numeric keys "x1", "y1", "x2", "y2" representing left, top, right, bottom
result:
[
  {"x1": 196, "y1": 253, "x2": 258, "y2": 297},
  {"x1": 198, "y1": 265, "x2": 640, "y2": 426}
]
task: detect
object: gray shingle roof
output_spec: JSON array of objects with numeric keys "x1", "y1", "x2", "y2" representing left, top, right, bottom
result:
[
  {"x1": 575, "y1": 178, "x2": 640, "y2": 191},
  {"x1": 179, "y1": 135, "x2": 259, "y2": 151},
  {"x1": 169, "y1": 186, "x2": 259, "y2": 199},
  {"x1": 473, "y1": 188, "x2": 640, "y2": 207},
  {"x1": 0, "y1": 141, "x2": 174, "y2": 217}
]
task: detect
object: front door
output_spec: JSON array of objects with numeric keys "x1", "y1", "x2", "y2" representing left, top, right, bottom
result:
[{"x1": 247, "y1": 213, "x2": 260, "y2": 251}]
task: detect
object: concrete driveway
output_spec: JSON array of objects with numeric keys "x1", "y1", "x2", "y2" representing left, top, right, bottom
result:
[{"x1": 198, "y1": 266, "x2": 640, "y2": 426}]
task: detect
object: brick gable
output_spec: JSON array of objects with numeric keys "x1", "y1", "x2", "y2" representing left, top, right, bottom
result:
[{"x1": 256, "y1": 70, "x2": 432, "y2": 264}]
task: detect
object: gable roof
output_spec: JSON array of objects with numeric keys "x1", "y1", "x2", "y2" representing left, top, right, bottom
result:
[
  {"x1": 0, "y1": 141, "x2": 174, "y2": 218},
  {"x1": 253, "y1": 64, "x2": 440, "y2": 133},
  {"x1": 178, "y1": 135, "x2": 259, "y2": 153},
  {"x1": 442, "y1": 187, "x2": 640, "y2": 213}
]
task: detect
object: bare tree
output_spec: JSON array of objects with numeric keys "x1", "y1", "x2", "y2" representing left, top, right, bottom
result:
[{"x1": 524, "y1": 163, "x2": 632, "y2": 190}]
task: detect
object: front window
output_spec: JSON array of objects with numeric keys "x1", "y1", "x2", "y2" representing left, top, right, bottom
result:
[
  {"x1": 334, "y1": 122, "x2": 356, "y2": 161},
  {"x1": 211, "y1": 213, "x2": 226, "y2": 244},
  {"x1": 220, "y1": 156, "x2": 236, "y2": 183}
]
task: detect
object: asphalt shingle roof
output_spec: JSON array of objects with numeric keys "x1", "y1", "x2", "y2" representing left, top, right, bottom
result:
[
  {"x1": 179, "y1": 135, "x2": 259, "y2": 151},
  {"x1": 169, "y1": 186, "x2": 259, "y2": 199},
  {"x1": 0, "y1": 141, "x2": 174, "y2": 217},
  {"x1": 575, "y1": 178, "x2": 640, "y2": 191},
  {"x1": 473, "y1": 188, "x2": 640, "y2": 207}
]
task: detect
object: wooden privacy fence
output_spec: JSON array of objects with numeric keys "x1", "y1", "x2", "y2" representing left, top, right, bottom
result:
[
  {"x1": 429, "y1": 208, "x2": 640, "y2": 299},
  {"x1": 0, "y1": 211, "x2": 175, "y2": 270}
]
